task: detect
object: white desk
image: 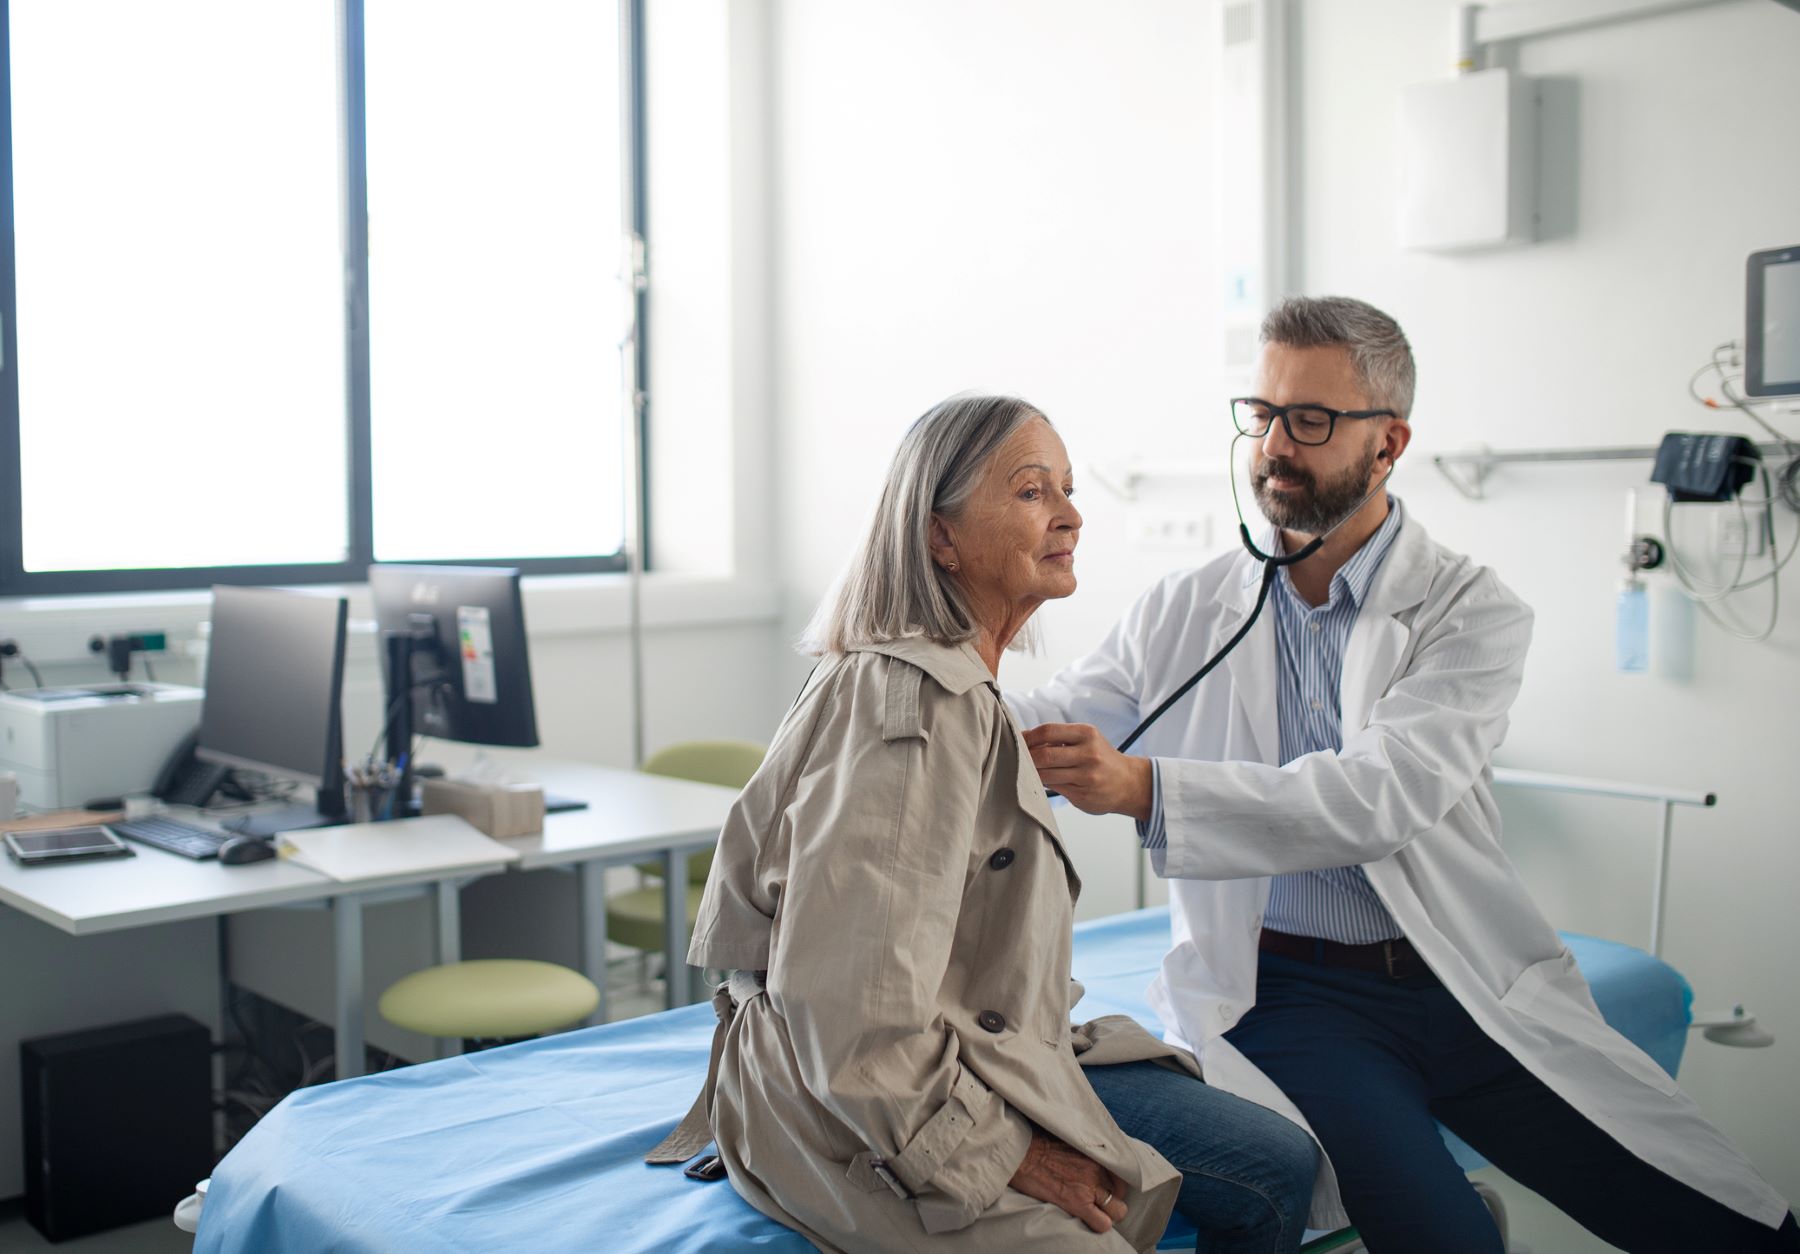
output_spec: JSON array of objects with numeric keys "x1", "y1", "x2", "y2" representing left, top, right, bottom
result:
[
  {"x1": 0, "y1": 825, "x2": 511, "y2": 1080},
  {"x1": 505, "y1": 761, "x2": 738, "y2": 1015},
  {"x1": 0, "y1": 761, "x2": 738, "y2": 1075}
]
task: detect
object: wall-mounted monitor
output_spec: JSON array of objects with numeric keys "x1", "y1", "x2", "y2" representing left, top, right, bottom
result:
[{"x1": 1746, "y1": 244, "x2": 1800, "y2": 398}]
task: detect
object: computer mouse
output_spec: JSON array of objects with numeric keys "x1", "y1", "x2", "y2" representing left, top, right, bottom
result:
[{"x1": 217, "y1": 836, "x2": 278, "y2": 865}]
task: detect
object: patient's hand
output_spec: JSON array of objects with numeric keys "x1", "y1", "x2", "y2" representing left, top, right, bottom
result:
[
  {"x1": 1008, "y1": 1130, "x2": 1129, "y2": 1233},
  {"x1": 1024, "y1": 723, "x2": 1154, "y2": 821}
]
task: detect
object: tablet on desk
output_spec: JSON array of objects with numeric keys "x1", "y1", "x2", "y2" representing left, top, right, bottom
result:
[{"x1": 4, "y1": 826, "x2": 136, "y2": 866}]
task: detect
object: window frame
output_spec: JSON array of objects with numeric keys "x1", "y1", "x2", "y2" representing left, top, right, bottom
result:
[{"x1": 0, "y1": 0, "x2": 647, "y2": 597}]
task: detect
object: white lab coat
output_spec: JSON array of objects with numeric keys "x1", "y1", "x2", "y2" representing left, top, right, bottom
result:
[{"x1": 1008, "y1": 510, "x2": 1789, "y2": 1231}]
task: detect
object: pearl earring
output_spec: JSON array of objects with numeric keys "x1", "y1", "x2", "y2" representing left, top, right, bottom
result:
[{"x1": 946, "y1": 561, "x2": 959, "y2": 572}]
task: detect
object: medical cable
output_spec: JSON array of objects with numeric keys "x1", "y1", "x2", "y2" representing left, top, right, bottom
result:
[
  {"x1": 0, "y1": 639, "x2": 45, "y2": 689},
  {"x1": 1690, "y1": 342, "x2": 1800, "y2": 512},
  {"x1": 1662, "y1": 462, "x2": 1796, "y2": 643},
  {"x1": 1674, "y1": 347, "x2": 1800, "y2": 640}
]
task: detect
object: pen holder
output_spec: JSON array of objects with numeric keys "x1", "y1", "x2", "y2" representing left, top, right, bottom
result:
[{"x1": 350, "y1": 780, "x2": 397, "y2": 824}]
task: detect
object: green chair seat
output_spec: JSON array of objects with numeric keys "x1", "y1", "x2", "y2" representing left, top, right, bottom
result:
[
  {"x1": 634, "y1": 740, "x2": 766, "y2": 882},
  {"x1": 606, "y1": 882, "x2": 706, "y2": 955},
  {"x1": 378, "y1": 959, "x2": 599, "y2": 1040}
]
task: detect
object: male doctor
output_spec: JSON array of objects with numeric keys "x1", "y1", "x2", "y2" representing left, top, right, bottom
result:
[{"x1": 1008, "y1": 296, "x2": 1796, "y2": 1251}]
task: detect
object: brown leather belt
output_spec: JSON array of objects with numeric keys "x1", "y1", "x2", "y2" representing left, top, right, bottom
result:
[{"x1": 1258, "y1": 927, "x2": 1434, "y2": 982}]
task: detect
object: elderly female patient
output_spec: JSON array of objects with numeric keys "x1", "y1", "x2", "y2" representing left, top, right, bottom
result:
[{"x1": 658, "y1": 395, "x2": 1317, "y2": 1252}]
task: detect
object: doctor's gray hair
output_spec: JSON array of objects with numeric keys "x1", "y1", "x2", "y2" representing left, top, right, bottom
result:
[
  {"x1": 803, "y1": 393, "x2": 1048, "y2": 655},
  {"x1": 1260, "y1": 295, "x2": 1416, "y2": 420}
]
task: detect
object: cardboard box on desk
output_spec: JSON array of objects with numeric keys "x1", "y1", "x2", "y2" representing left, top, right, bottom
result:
[{"x1": 419, "y1": 777, "x2": 545, "y2": 839}]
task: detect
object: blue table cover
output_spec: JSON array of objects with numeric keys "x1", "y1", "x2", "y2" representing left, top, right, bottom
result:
[{"x1": 195, "y1": 908, "x2": 1690, "y2": 1253}]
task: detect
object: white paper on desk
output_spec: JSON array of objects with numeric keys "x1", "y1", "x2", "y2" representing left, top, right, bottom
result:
[{"x1": 279, "y1": 815, "x2": 519, "y2": 883}]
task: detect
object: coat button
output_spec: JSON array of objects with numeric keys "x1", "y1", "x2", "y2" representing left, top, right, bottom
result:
[
  {"x1": 978, "y1": 1010, "x2": 1006, "y2": 1033},
  {"x1": 988, "y1": 848, "x2": 1016, "y2": 870}
]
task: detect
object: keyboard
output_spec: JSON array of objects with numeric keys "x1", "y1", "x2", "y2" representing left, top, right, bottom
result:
[{"x1": 108, "y1": 816, "x2": 230, "y2": 860}]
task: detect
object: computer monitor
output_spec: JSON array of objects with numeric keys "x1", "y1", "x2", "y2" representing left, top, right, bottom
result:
[
  {"x1": 197, "y1": 585, "x2": 349, "y2": 836},
  {"x1": 1746, "y1": 244, "x2": 1800, "y2": 398},
  {"x1": 368, "y1": 565, "x2": 540, "y2": 814}
]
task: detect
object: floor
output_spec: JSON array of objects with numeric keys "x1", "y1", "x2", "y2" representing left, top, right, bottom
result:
[
  {"x1": 0, "y1": 1204, "x2": 196, "y2": 1254},
  {"x1": 1469, "y1": 1166, "x2": 1622, "y2": 1254}
]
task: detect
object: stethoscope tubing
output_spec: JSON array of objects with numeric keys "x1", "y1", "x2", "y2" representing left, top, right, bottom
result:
[
  {"x1": 1106, "y1": 439, "x2": 1394, "y2": 757},
  {"x1": 1115, "y1": 553, "x2": 1280, "y2": 754}
]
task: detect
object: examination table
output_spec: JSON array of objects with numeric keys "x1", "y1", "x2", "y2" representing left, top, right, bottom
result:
[{"x1": 192, "y1": 907, "x2": 1691, "y2": 1252}]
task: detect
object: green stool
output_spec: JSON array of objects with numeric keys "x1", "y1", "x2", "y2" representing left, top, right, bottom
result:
[
  {"x1": 378, "y1": 959, "x2": 600, "y2": 1050},
  {"x1": 628, "y1": 740, "x2": 769, "y2": 886},
  {"x1": 611, "y1": 740, "x2": 766, "y2": 989},
  {"x1": 606, "y1": 881, "x2": 707, "y2": 955}
]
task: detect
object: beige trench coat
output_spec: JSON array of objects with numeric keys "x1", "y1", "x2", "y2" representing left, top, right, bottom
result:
[{"x1": 685, "y1": 637, "x2": 1190, "y2": 1253}]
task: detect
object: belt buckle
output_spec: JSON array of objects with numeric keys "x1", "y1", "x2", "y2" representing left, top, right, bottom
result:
[
  {"x1": 1383, "y1": 940, "x2": 1398, "y2": 979},
  {"x1": 868, "y1": 1157, "x2": 913, "y2": 1200}
]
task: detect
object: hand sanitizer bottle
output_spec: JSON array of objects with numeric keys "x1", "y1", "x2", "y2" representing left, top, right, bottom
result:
[{"x1": 1616, "y1": 577, "x2": 1649, "y2": 673}]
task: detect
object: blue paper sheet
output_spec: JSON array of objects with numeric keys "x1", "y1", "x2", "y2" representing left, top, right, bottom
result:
[{"x1": 196, "y1": 909, "x2": 1690, "y2": 1253}]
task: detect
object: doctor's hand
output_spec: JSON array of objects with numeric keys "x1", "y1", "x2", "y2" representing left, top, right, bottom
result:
[
  {"x1": 1009, "y1": 1130, "x2": 1129, "y2": 1234},
  {"x1": 1023, "y1": 723, "x2": 1154, "y2": 822}
]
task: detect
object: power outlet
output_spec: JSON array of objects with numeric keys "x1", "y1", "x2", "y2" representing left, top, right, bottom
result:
[
  {"x1": 1131, "y1": 513, "x2": 1213, "y2": 550},
  {"x1": 1714, "y1": 510, "x2": 1768, "y2": 559}
]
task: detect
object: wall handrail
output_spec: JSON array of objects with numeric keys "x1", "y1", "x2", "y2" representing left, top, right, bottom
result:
[
  {"x1": 1432, "y1": 441, "x2": 1792, "y2": 501},
  {"x1": 1491, "y1": 765, "x2": 1716, "y2": 957},
  {"x1": 1491, "y1": 766, "x2": 1714, "y2": 810}
]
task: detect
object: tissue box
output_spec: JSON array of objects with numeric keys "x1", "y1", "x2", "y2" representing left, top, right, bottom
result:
[{"x1": 419, "y1": 777, "x2": 545, "y2": 839}]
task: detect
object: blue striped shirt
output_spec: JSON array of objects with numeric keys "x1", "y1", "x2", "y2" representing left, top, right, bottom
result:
[{"x1": 1140, "y1": 500, "x2": 1406, "y2": 943}]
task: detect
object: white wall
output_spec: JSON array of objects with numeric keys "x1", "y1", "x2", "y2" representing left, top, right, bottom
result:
[
  {"x1": 1293, "y1": 0, "x2": 1800, "y2": 1205},
  {"x1": 768, "y1": 0, "x2": 1227, "y2": 918}
]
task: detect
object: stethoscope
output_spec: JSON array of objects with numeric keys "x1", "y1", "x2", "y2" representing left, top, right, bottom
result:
[
  {"x1": 790, "y1": 435, "x2": 1396, "y2": 759},
  {"x1": 1108, "y1": 433, "x2": 1397, "y2": 756}
]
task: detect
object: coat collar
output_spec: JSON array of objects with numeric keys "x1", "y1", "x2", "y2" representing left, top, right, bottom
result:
[
  {"x1": 848, "y1": 636, "x2": 995, "y2": 695},
  {"x1": 848, "y1": 634, "x2": 1079, "y2": 899}
]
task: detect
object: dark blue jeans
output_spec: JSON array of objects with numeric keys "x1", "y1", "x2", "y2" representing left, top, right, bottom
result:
[
  {"x1": 1085, "y1": 1058, "x2": 1318, "y2": 1254},
  {"x1": 1225, "y1": 952, "x2": 1800, "y2": 1253}
]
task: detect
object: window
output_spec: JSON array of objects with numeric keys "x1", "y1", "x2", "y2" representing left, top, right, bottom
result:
[
  {"x1": 0, "y1": 0, "x2": 641, "y2": 595},
  {"x1": 364, "y1": 1, "x2": 625, "y2": 563}
]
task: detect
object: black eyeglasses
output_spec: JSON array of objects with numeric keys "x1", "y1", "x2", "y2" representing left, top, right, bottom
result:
[{"x1": 1230, "y1": 397, "x2": 1396, "y2": 447}]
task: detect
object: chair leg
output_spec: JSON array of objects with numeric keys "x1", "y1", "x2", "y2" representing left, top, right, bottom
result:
[
  {"x1": 460, "y1": 1035, "x2": 533, "y2": 1054},
  {"x1": 1472, "y1": 1180, "x2": 1520, "y2": 1252}
]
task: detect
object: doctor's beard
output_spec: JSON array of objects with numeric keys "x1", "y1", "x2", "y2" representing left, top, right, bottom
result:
[{"x1": 1252, "y1": 439, "x2": 1382, "y2": 534}]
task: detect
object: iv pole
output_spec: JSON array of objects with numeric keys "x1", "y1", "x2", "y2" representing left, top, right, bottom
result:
[{"x1": 618, "y1": 0, "x2": 648, "y2": 770}]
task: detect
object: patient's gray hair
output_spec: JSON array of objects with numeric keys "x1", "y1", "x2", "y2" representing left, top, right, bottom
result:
[
  {"x1": 803, "y1": 394, "x2": 1048, "y2": 655},
  {"x1": 1261, "y1": 296, "x2": 1416, "y2": 420}
]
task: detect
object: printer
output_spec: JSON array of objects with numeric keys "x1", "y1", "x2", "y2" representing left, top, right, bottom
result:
[{"x1": 0, "y1": 683, "x2": 203, "y2": 811}]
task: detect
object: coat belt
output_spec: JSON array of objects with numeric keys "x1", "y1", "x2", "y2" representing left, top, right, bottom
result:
[{"x1": 645, "y1": 970, "x2": 765, "y2": 1166}]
